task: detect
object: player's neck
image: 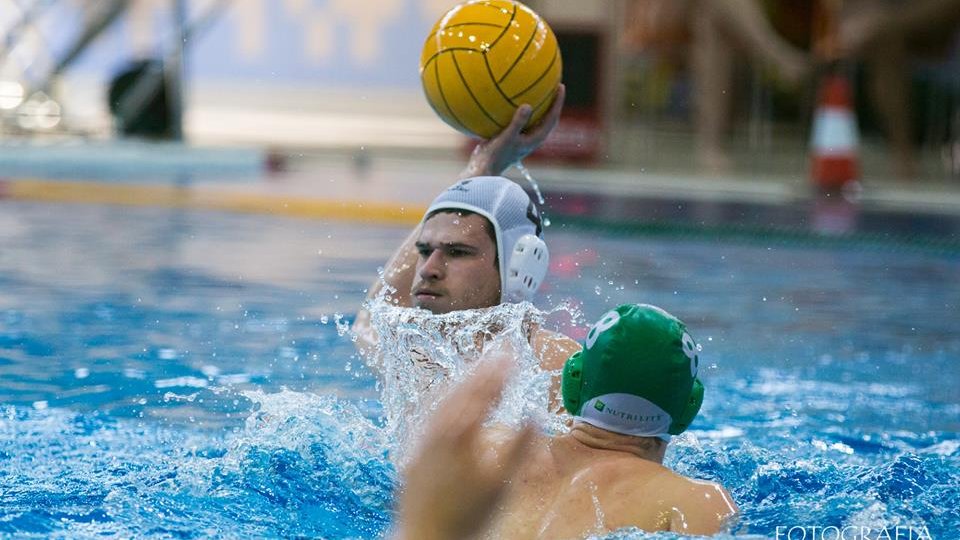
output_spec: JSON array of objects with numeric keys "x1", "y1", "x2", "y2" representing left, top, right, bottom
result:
[{"x1": 566, "y1": 422, "x2": 667, "y2": 463}]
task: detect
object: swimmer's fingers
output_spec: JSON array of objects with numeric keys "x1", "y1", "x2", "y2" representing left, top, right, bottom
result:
[
  {"x1": 455, "y1": 362, "x2": 511, "y2": 441},
  {"x1": 459, "y1": 84, "x2": 564, "y2": 178},
  {"x1": 518, "y1": 83, "x2": 564, "y2": 148},
  {"x1": 497, "y1": 423, "x2": 535, "y2": 478},
  {"x1": 461, "y1": 108, "x2": 531, "y2": 178},
  {"x1": 432, "y1": 357, "x2": 512, "y2": 447},
  {"x1": 501, "y1": 103, "x2": 534, "y2": 144},
  {"x1": 497, "y1": 83, "x2": 564, "y2": 159}
]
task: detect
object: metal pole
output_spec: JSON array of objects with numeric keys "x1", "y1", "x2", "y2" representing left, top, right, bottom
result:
[{"x1": 167, "y1": 0, "x2": 188, "y2": 141}]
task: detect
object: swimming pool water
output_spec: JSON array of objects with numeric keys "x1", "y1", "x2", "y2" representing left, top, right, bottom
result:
[{"x1": 1, "y1": 200, "x2": 958, "y2": 538}]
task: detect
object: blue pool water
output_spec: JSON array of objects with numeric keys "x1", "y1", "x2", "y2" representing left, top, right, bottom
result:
[{"x1": 1, "y1": 200, "x2": 958, "y2": 538}]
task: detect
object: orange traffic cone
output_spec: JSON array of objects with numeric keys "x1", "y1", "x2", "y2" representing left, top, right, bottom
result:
[{"x1": 810, "y1": 73, "x2": 860, "y2": 191}]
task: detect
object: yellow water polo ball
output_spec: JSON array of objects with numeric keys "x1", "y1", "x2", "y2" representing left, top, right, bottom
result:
[{"x1": 420, "y1": 0, "x2": 563, "y2": 139}]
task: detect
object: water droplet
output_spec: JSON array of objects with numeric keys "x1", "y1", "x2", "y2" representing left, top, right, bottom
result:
[
  {"x1": 515, "y1": 161, "x2": 545, "y2": 204},
  {"x1": 364, "y1": 299, "x2": 561, "y2": 460}
]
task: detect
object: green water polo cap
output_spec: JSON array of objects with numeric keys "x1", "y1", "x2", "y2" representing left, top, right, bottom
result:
[{"x1": 562, "y1": 304, "x2": 704, "y2": 437}]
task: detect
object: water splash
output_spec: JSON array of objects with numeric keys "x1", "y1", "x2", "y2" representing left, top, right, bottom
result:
[
  {"x1": 0, "y1": 392, "x2": 397, "y2": 539},
  {"x1": 514, "y1": 161, "x2": 545, "y2": 205},
  {"x1": 208, "y1": 389, "x2": 395, "y2": 536},
  {"x1": 361, "y1": 299, "x2": 566, "y2": 463},
  {"x1": 515, "y1": 161, "x2": 551, "y2": 227},
  {"x1": 589, "y1": 481, "x2": 606, "y2": 533},
  {"x1": 3, "y1": 380, "x2": 957, "y2": 538}
]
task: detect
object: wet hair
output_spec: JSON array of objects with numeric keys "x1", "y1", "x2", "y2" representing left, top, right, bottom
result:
[{"x1": 424, "y1": 208, "x2": 498, "y2": 267}]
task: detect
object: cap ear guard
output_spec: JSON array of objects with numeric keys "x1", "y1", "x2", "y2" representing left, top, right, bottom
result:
[
  {"x1": 561, "y1": 350, "x2": 584, "y2": 415},
  {"x1": 668, "y1": 377, "x2": 704, "y2": 435},
  {"x1": 504, "y1": 234, "x2": 549, "y2": 302}
]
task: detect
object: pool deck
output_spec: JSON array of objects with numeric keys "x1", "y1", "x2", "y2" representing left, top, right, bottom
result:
[{"x1": 2, "y1": 140, "x2": 960, "y2": 246}]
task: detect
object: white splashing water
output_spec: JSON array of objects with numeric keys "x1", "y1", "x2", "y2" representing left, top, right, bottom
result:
[
  {"x1": 589, "y1": 481, "x2": 606, "y2": 533},
  {"x1": 514, "y1": 161, "x2": 545, "y2": 205},
  {"x1": 514, "y1": 161, "x2": 551, "y2": 227},
  {"x1": 360, "y1": 298, "x2": 571, "y2": 463},
  {"x1": 218, "y1": 387, "x2": 391, "y2": 499}
]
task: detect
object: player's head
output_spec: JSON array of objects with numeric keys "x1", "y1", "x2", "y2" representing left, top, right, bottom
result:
[
  {"x1": 412, "y1": 177, "x2": 548, "y2": 313},
  {"x1": 562, "y1": 304, "x2": 704, "y2": 439}
]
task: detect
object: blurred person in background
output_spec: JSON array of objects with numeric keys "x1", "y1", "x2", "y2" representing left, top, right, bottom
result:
[
  {"x1": 624, "y1": 0, "x2": 812, "y2": 173},
  {"x1": 836, "y1": 0, "x2": 960, "y2": 180},
  {"x1": 624, "y1": 0, "x2": 960, "y2": 180},
  {"x1": 688, "y1": 0, "x2": 813, "y2": 174}
]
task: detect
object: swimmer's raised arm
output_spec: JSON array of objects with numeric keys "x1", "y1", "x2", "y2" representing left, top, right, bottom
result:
[
  {"x1": 353, "y1": 224, "x2": 421, "y2": 356},
  {"x1": 460, "y1": 84, "x2": 565, "y2": 180},
  {"x1": 393, "y1": 353, "x2": 535, "y2": 540}
]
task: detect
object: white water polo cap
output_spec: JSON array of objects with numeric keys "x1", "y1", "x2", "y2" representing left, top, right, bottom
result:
[{"x1": 425, "y1": 176, "x2": 548, "y2": 303}]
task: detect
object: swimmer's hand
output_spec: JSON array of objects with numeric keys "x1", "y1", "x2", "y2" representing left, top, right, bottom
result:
[
  {"x1": 395, "y1": 353, "x2": 535, "y2": 540},
  {"x1": 460, "y1": 83, "x2": 566, "y2": 179}
]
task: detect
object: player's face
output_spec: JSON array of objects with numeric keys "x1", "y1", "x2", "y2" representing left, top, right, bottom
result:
[{"x1": 411, "y1": 212, "x2": 501, "y2": 314}]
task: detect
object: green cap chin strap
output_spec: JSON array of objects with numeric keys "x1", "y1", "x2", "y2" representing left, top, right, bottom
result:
[{"x1": 561, "y1": 304, "x2": 704, "y2": 438}]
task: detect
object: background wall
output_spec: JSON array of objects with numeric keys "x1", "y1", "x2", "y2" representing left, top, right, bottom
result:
[{"x1": 2, "y1": 0, "x2": 473, "y2": 144}]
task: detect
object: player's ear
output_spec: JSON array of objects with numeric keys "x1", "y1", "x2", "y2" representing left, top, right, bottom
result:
[
  {"x1": 561, "y1": 350, "x2": 585, "y2": 415},
  {"x1": 669, "y1": 378, "x2": 703, "y2": 435}
]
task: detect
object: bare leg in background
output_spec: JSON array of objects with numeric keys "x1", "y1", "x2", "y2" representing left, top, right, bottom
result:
[
  {"x1": 842, "y1": 0, "x2": 960, "y2": 180},
  {"x1": 691, "y1": 0, "x2": 811, "y2": 173}
]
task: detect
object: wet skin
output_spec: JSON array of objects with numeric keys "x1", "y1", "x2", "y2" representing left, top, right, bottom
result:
[{"x1": 412, "y1": 212, "x2": 501, "y2": 314}]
